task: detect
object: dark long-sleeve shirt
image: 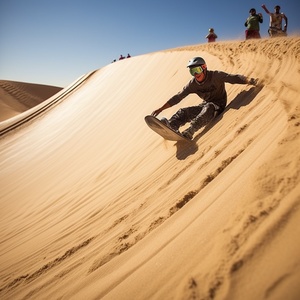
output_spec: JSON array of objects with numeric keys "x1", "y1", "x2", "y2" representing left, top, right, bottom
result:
[{"x1": 167, "y1": 70, "x2": 248, "y2": 111}]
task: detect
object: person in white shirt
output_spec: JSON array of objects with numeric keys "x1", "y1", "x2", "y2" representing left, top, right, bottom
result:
[{"x1": 261, "y1": 4, "x2": 288, "y2": 37}]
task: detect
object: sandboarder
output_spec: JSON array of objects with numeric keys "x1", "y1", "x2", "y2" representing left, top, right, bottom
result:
[{"x1": 151, "y1": 57, "x2": 258, "y2": 140}]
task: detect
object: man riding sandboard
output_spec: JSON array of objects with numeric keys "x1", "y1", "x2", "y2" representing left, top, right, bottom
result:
[{"x1": 151, "y1": 57, "x2": 258, "y2": 140}]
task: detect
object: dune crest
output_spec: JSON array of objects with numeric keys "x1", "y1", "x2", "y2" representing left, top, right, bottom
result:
[{"x1": 0, "y1": 37, "x2": 300, "y2": 300}]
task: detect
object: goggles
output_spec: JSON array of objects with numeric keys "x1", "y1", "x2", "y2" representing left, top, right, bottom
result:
[{"x1": 189, "y1": 65, "x2": 206, "y2": 76}]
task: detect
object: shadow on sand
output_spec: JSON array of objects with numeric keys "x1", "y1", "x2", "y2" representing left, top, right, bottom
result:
[{"x1": 175, "y1": 84, "x2": 264, "y2": 160}]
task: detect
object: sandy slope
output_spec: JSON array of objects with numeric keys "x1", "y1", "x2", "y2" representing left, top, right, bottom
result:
[
  {"x1": 0, "y1": 80, "x2": 62, "y2": 122},
  {"x1": 0, "y1": 37, "x2": 299, "y2": 300}
]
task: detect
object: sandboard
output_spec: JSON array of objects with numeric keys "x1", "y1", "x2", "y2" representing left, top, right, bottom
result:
[{"x1": 145, "y1": 115, "x2": 191, "y2": 142}]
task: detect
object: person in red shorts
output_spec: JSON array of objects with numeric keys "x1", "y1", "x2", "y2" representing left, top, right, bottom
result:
[
  {"x1": 205, "y1": 28, "x2": 218, "y2": 43},
  {"x1": 244, "y1": 8, "x2": 263, "y2": 39}
]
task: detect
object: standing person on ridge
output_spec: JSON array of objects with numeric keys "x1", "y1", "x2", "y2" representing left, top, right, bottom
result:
[
  {"x1": 151, "y1": 57, "x2": 258, "y2": 140},
  {"x1": 244, "y1": 8, "x2": 263, "y2": 39},
  {"x1": 261, "y1": 4, "x2": 288, "y2": 37},
  {"x1": 205, "y1": 28, "x2": 218, "y2": 43}
]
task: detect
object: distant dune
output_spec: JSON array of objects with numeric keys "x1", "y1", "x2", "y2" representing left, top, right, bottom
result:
[
  {"x1": 0, "y1": 37, "x2": 299, "y2": 300},
  {"x1": 0, "y1": 80, "x2": 62, "y2": 122}
]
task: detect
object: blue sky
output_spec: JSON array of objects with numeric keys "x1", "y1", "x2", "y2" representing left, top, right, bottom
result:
[{"x1": 0, "y1": 0, "x2": 299, "y2": 87}]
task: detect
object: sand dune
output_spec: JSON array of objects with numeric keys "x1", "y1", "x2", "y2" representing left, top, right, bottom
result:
[
  {"x1": 0, "y1": 37, "x2": 300, "y2": 300},
  {"x1": 0, "y1": 80, "x2": 62, "y2": 122}
]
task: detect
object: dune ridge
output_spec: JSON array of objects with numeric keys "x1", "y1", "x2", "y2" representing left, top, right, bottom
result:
[
  {"x1": 0, "y1": 71, "x2": 96, "y2": 137},
  {"x1": 0, "y1": 37, "x2": 299, "y2": 299},
  {"x1": 0, "y1": 80, "x2": 63, "y2": 122}
]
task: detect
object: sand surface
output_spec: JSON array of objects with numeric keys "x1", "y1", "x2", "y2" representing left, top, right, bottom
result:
[{"x1": 0, "y1": 37, "x2": 300, "y2": 300}]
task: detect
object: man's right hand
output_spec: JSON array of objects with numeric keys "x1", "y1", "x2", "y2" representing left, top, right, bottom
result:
[
  {"x1": 151, "y1": 109, "x2": 162, "y2": 117},
  {"x1": 151, "y1": 102, "x2": 171, "y2": 117}
]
